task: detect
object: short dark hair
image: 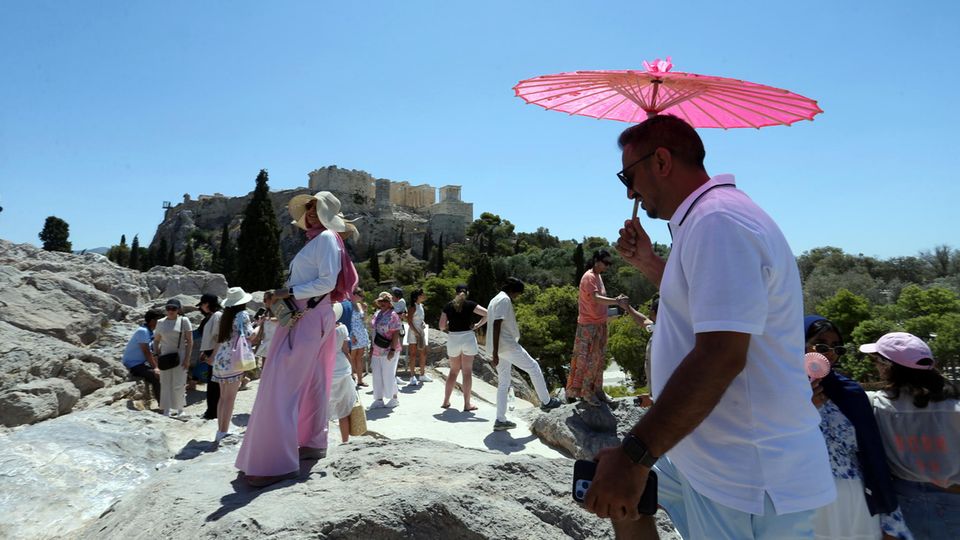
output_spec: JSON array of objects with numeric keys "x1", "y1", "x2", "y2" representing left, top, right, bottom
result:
[
  {"x1": 502, "y1": 277, "x2": 525, "y2": 294},
  {"x1": 617, "y1": 115, "x2": 706, "y2": 171},
  {"x1": 804, "y1": 318, "x2": 844, "y2": 344},
  {"x1": 144, "y1": 309, "x2": 163, "y2": 324},
  {"x1": 592, "y1": 249, "x2": 612, "y2": 266}
]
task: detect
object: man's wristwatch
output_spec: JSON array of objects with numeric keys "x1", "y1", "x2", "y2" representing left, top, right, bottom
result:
[{"x1": 622, "y1": 433, "x2": 658, "y2": 468}]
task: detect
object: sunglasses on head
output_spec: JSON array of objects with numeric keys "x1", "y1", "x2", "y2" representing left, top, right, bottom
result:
[{"x1": 812, "y1": 343, "x2": 847, "y2": 356}]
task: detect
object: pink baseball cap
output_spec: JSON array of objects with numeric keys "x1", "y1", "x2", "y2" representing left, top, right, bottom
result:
[{"x1": 859, "y1": 332, "x2": 935, "y2": 370}]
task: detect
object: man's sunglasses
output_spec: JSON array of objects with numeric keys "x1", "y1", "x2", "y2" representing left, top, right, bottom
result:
[
  {"x1": 616, "y1": 149, "x2": 660, "y2": 189},
  {"x1": 812, "y1": 343, "x2": 847, "y2": 356}
]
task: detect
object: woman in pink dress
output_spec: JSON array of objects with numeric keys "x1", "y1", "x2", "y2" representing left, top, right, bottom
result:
[{"x1": 235, "y1": 191, "x2": 358, "y2": 487}]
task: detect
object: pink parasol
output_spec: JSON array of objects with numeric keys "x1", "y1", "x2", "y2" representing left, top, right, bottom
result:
[{"x1": 513, "y1": 57, "x2": 822, "y2": 129}]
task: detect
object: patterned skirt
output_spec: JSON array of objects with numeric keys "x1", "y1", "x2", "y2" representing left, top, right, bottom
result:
[{"x1": 565, "y1": 323, "x2": 608, "y2": 398}]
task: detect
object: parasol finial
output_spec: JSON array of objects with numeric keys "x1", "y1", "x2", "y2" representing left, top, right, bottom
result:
[{"x1": 642, "y1": 56, "x2": 673, "y2": 73}]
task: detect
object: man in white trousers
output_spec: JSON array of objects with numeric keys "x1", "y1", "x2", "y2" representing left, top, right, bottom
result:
[{"x1": 486, "y1": 277, "x2": 562, "y2": 431}]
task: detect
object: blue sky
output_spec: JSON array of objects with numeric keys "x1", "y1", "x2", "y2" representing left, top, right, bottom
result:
[{"x1": 2, "y1": 1, "x2": 958, "y2": 258}]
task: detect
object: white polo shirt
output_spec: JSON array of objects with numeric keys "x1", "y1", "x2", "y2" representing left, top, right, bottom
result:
[{"x1": 651, "y1": 174, "x2": 835, "y2": 515}]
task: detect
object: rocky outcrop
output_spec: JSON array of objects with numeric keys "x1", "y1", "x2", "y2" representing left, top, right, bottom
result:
[
  {"x1": 429, "y1": 332, "x2": 538, "y2": 405},
  {"x1": 0, "y1": 239, "x2": 226, "y2": 427},
  {"x1": 529, "y1": 400, "x2": 644, "y2": 460},
  {"x1": 78, "y1": 437, "x2": 627, "y2": 540}
]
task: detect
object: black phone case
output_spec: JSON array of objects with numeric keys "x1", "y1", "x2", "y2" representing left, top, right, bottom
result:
[{"x1": 572, "y1": 459, "x2": 658, "y2": 515}]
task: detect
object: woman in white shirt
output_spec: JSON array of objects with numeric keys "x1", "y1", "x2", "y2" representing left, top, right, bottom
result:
[
  {"x1": 153, "y1": 298, "x2": 193, "y2": 417},
  {"x1": 405, "y1": 288, "x2": 431, "y2": 386},
  {"x1": 235, "y1": 192, "x2": 358, "y2": 488}
]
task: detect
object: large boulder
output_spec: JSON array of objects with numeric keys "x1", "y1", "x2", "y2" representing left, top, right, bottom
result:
[
  {"x1": 75, "y1": 437, "x2": 666, "y2": 540},
  {"x1": 0, "y1": 378, "x2": 81, "y2": 426},
  {"x1": 529, "y1": 400, "x2": 644, "y2": 460}
]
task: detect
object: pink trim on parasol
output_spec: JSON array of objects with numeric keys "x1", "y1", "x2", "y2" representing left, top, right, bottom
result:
[{"x1": 513, "y1": 57, "x2": 822, "y2": 129}]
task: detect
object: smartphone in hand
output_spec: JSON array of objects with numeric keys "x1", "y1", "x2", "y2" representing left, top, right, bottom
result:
[{"x1": 572, "y1": 459, "x2": 658, "y2": 515}]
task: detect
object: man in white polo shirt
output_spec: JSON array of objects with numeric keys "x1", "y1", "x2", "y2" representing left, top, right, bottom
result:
[{"x1": 585, "y1": 115, "x2": 834, "y2": 539}]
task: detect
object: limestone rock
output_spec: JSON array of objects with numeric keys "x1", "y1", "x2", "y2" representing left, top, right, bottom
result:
[
  {"x1": 529, "y1": 400, "x2": 644, "y2": 460},
  {"x1": 0, "y1": 378, "x2": 81, "y2": 426},
  {"x1": 78, "y1": 437, "x2": 631, "y2": 540}
]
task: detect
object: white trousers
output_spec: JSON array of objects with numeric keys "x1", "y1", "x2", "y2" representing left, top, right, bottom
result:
[
  {"x1": 496, "y1": 345, "x2": 550, "y2": 422},
  {"x1": 159, "y1": 366, "x2": 186, "y2": 411},
  {"x1": 371, "y1": 352, "x2": 399, "y2": 402}
]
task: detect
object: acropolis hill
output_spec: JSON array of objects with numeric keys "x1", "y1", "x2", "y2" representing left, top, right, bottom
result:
[{"x1": 149, "y1": 165, "x2": 474, "y2": 263}]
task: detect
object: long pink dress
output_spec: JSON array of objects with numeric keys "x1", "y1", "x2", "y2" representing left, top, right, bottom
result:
[{"x1": 235, "y1": 230, "x2": 341, "y2": 477}]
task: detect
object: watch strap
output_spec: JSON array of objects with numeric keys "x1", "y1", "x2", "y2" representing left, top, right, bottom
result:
[{"x1": 622, "y1": 433, "x2": 658, "y2": 468}]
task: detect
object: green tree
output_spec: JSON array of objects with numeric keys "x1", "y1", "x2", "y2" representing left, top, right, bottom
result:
[
  {"x1": 128, "y1": 235, "x2": 141, "y2": 270},
  {"x1": 466, "y1": 212, "x2": 516, "y2": 257},
  {"x1": 368, "y1": 245, "x2": 381, "y2": 283},
  {"x1": 212, "y1": 222, "x2": 237, "y2": 283},
  {"x1": 434, "y1": 233, "x2": 445, "y2": 274},
  {"x1": 572, "y1": 243, "x2": 585, "y2": 286},
  {"x1": 165, "y1": 240, "x2": 176, "y2": 266},
  {"x1": 895, "y1": 285, "x2": 960, "y2": 318},
  {"x1": 38, "y1": 216, "x2": 72, "y2": 252},
  {"x1": 236, "y1": 169, "x2": 285, "y2": 291},
  {"x1": 816, "y1": 288, "x2": 872, "y2": 339},
  {"x1": 156, "y1": 238, "x2": 169, "y2": 267},
  {"x1": 422, "y1": 263, "x2": 470, "y2": 326},
  {"x1": 467, "y1": 253, "x2": 498, "y2": 308},
  {"x1": 607, "y1": 314, "x2": 652, "y2": 386},
  {"x1": 515, "y1": 285, "x2": 579, "y2": 389},
  {"x1": 421, "y1": 228, "x2": 434, "y2": 261},
  {"x1": 106, "y1": 234, "x2": 131, "y2": 266},
  {"x1": 182, "y1": 240, "x2": 196, "y2": 270}
]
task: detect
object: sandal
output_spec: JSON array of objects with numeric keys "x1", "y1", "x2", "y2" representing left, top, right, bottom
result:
[
  {"x1": 463, "y1": 405, "x2": 478, "y2": 412},
  {"x1": 440, "y1": 403, "x2": 451, "y2": 409},
  {"x1": 245, "y1": 471, "x2": 298, "y2": 488}
]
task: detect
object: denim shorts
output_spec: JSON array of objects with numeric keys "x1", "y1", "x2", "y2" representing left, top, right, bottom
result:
[
  {"x1": 655, "y1": 457, "x2": 815, "y2": 539},
  {"x1": 893, "y1": 477, "x2": 960, "y2": 539}
]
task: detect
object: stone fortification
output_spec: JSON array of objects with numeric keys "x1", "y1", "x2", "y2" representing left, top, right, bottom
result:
[{"x1": 152, "y1": 165, "x2": 473, "y2": 264}]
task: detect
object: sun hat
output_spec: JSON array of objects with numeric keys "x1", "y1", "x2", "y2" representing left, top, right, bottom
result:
[
  {"x1": 376, "y1": 291, "x2": 394, "y2": 306},
  {"x1": 288, "y1": 191, "x2": 356, "y2": 232},
  {"x1": 859, "y1": 332, "x2": 935, "y2": 370},
  {"x1": 390, "y1": 287, "x2": 403, "y2": 297},
  {"x1": 223, "y1": 287, "x2": 254, "y2": 308}
]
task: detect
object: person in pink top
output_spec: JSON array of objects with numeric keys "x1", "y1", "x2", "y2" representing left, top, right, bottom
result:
[{"x1": 566, "y1": 249, "x2": 628, "y2": 406}]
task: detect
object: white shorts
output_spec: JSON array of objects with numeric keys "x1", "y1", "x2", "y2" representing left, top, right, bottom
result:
[{"x1": 446, "y1": 330, "x2": 478, "y2": 357}]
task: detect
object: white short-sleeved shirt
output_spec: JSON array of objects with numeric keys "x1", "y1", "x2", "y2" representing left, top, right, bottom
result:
[
  {"x1": 651, "y1": 174, "x2": 834, "y2": 515},
  {"x1": 332, "y1": 323, "x2": 352, "y2": 379},
  {"x1": 485, "y1": 291, "x2": 521, "y2": 352},
  {"x1": 287, "y1": 230, "x2": 341, "y2": 299},
  {"x1": 199, "y1": 311, "x2": 222, "y2": 351},
  {"x1": 155, "y1": 316, "x2": 192, "y2": 358}
]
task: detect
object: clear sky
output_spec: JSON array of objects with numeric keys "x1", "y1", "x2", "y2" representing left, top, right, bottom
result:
[{"x1": 1, "y1": 1, "x2": 958, "y2": 258}]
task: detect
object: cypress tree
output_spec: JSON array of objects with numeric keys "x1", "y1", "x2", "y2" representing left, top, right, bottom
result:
[
  {"x1": 236, "y1": 169, "x2": 284, "y2": 291},
  {"x1": 38, "y1": 216, "x2": 72, "y2": 252},
  {"x1": 165, "y1": 239, "x2": 176, "y2": 266},
  {"x1": 157, "y1": 238, "x2": 169, "y2": 267},
  {"x1": 369, "y1": 245, "x2": 381, "y2": 283},
  {"x1": 421, "y1": 228, "x2": 434, "y2": 261},
  {"x1": 573, "y1": 242, "x2": 585, "y2": 286},
  {"x1": 467, "y1": 253, "x2": 497, "y2": 307},
  {"x1": 182, "y1": 240, "x2": 196, "y2": 270},
  {"x1": 435, "y1": 233, "x2": 445, "y2": 275},
  {"x1": 129, "y1": 235, "x2": 141, "y2": 270},
  {"x1": 213, "y1": 222, "x2": 237, "y2": 284}
]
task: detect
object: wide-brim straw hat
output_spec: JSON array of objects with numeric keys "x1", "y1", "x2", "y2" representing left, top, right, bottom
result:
[
  {"x1": 223, "y1": 287, "x2": 253, "y2": 308},
  {"x1": 288, "y1": 191, "x2": 358, "y2": 233},
  {"x1": 375, "y1": 291, "x2": 393, "y2": 306}
]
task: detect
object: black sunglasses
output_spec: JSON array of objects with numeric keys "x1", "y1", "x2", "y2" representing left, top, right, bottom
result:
[
  {"x1": 812, "y1": 343, "x2": 847, "y2": 356},
  {"x1": 617, "y1": 149, "x2": 659, "y2": 188}
]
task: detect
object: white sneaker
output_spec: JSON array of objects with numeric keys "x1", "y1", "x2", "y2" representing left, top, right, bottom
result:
[
  {"x1": 406, "y1": 376, "x2": 419, "y2": 386},
  {"x1": 215, "y1": 431, "x2": 229, "y2": 443},
  {"x1": 419, "y1": 374, "x2": 433, "y2": 383},
  {"x1": 385, "y1": 398, "x2": 399, "y2": 408},
  {"x1": 370, "y1": 399, "x2": 385, "y2": 409},
  {"x1": 395, "y1": 376, "x2": 404, "y2": 386}
]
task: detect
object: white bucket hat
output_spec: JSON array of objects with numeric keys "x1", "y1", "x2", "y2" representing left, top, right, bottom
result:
[
  {"x1": 223, "y1": 287, "x2": 253, "y2": 308},
  {"x1": 288, "y1": 191, "x2": 356, "y2": 232}
]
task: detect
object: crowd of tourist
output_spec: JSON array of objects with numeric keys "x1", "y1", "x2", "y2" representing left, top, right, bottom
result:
[{"x1": 118, "y1": 116, "x2": 957, "y2": 538}]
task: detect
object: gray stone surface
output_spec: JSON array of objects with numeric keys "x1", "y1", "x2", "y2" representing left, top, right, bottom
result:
[
  {"x1": 76, "y1": 437, "x2": 650, "y2": 540},
  {"x1": 529, "y1": 400, "x2": 644, "y2": 460},
  {"x1": 0, "y1": 239, "x2": 227, "y2": 427}
]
